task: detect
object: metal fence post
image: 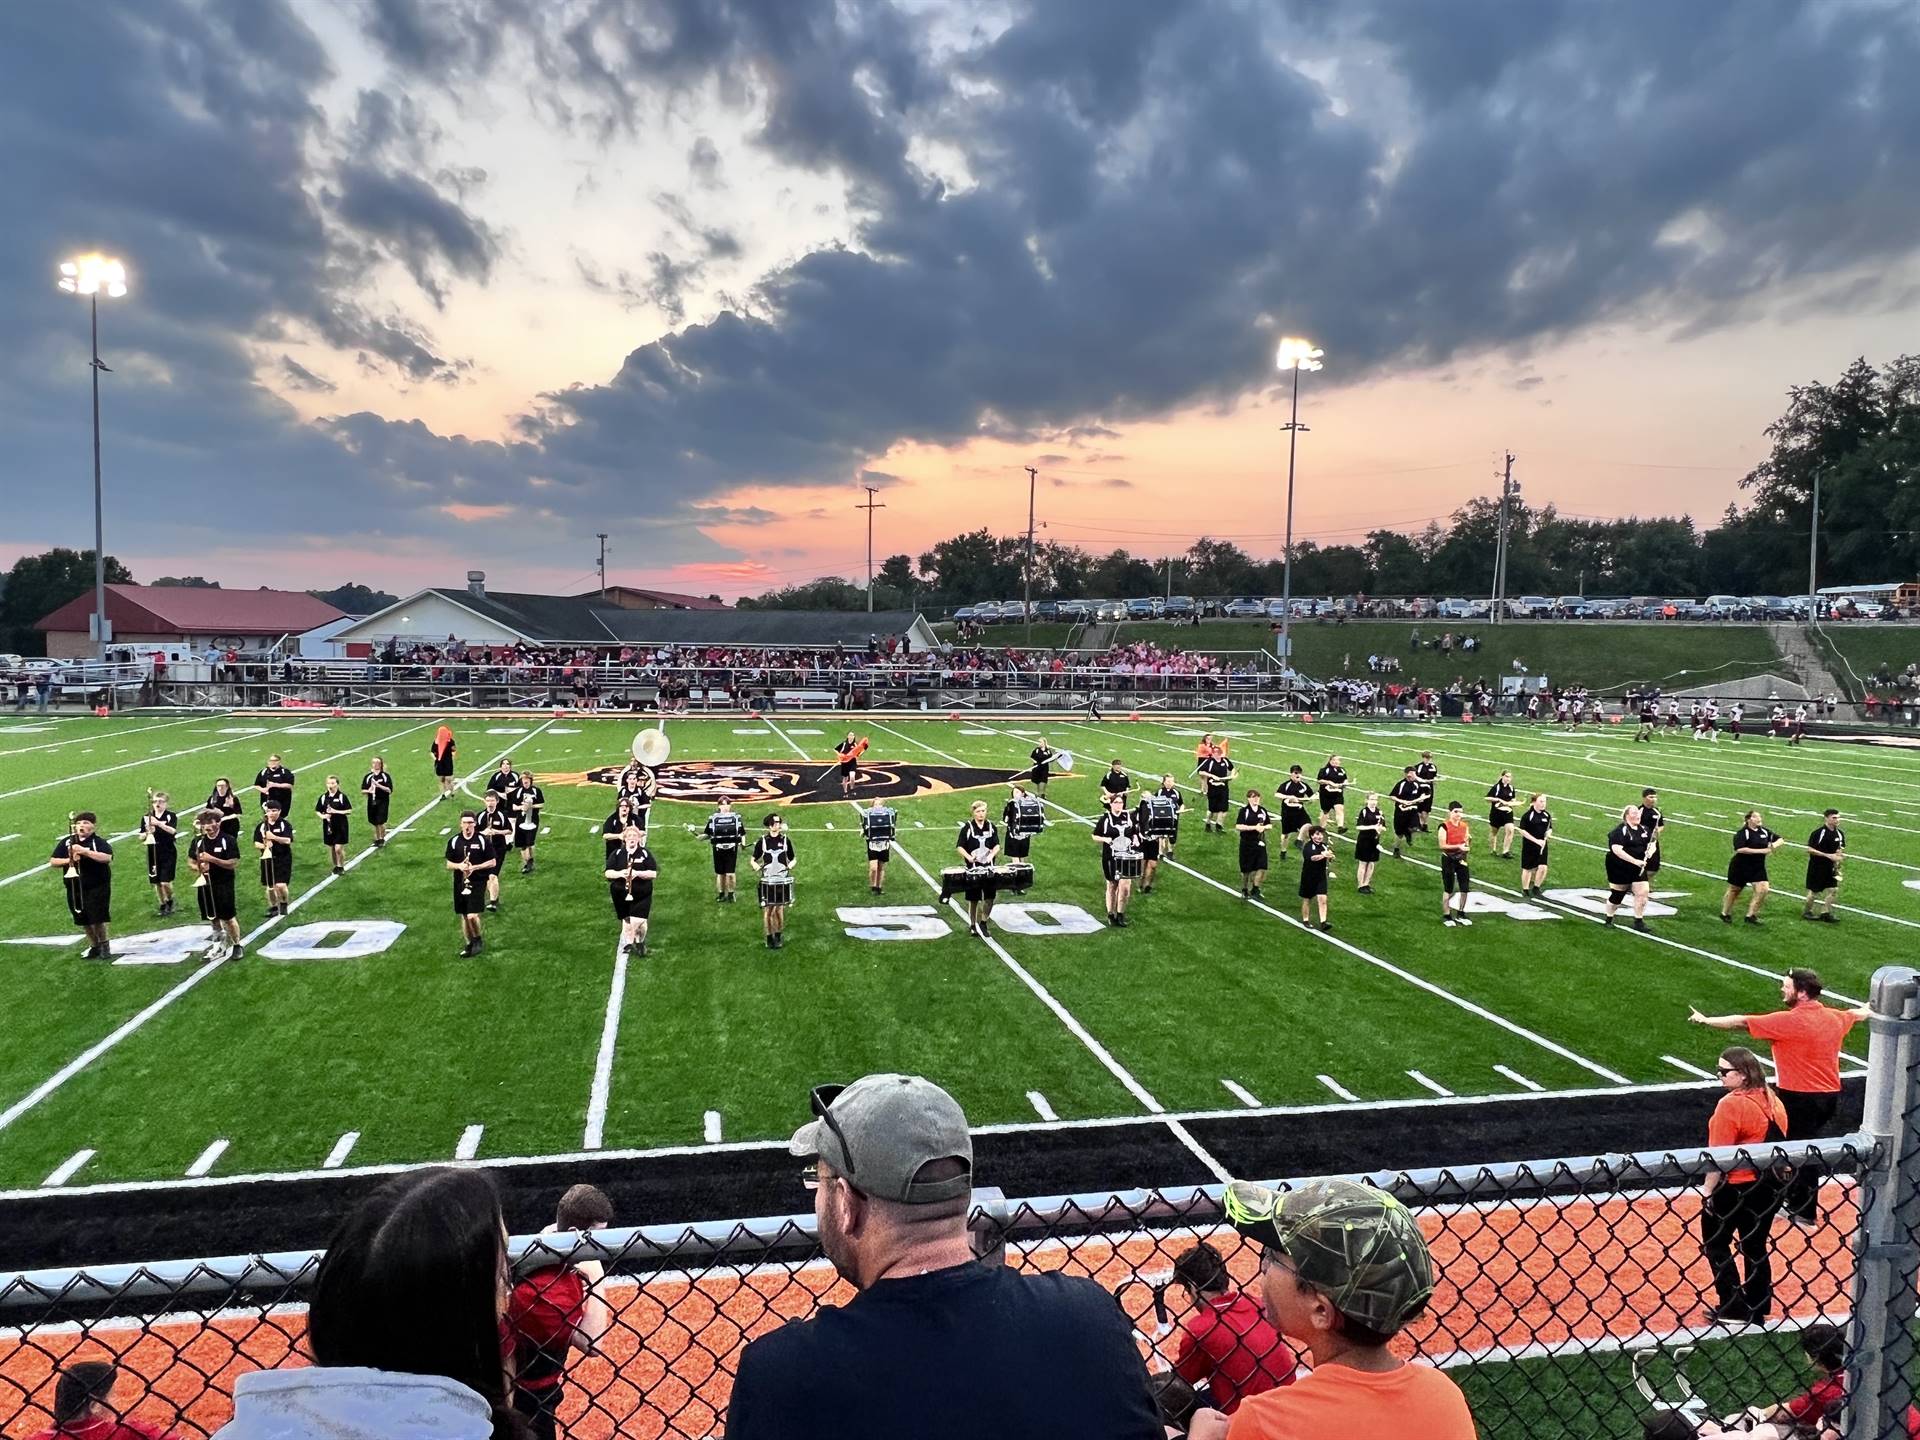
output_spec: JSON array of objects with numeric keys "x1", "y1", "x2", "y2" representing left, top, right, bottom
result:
[
  {"x1": 1847, "y1": 965, "x2": 1920, "y2": 1440},
  {"x1": 969, "y1": 1186, "x2": 1010, "y2": 1267}
]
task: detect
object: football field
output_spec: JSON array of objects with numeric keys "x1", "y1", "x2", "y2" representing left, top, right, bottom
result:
[{"x1": 0, "y1": 709, "x2": 1914, "y2": 1197}]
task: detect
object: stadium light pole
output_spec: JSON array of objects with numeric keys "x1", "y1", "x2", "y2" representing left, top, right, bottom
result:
[
  {"x1": 58, "y1": 254, "x2": 129, "y2": 664},
  {"x1": 1275, "y1": 337, "x2": 1323, "y2": 674}
]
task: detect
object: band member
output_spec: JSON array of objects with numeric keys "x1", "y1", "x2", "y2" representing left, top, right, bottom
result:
[
  {"x1": 1235, "y1": 789, "x2": 1271, "y2": 900},
  {"x1": 486, "y1": 756, "x2": 518, "y2": 804},
  {"x1": 603, "y1": 795, "x2": 643, "y2": 866},
  {"x1": 752, "y1": 815, "x2": 797, "y2": 950},
  {"x1": 1438, "y1": 800, "x2": 1472, "y2": 927},
  {"x1": 1099, "y1": 758, "x2": 1131, "y2": 811},
  {"x1": 1275, "y1": 765, "x2": 1312, "y2": 854},
  {"x1": 1135, "y1": 773, "x2": 1183, "y2": 885},
  {"x1": 1299, "y1": 824, "x2": 1333, "y2": 931},
  {"x1": 141, "y1": 790, "x2": 179, "y2": 916},
  {"x1": 315, "y1": 775, "x2": 352, "y2": 875},
  {"x1": 1315, "y1": 755, "x2": 1348, "y2": 832},
  {"x1": 479, "y1": 790, "x2": 514, "y2": 912},
  {"x1": 703, "y1": 796, "x2": 744, "y2": 902},
  {"x1": 1002, "y1": 783, "x2": 1038, "y2": 863},
  {"x1": 618, "y1": 762, "x2": 658, "y2": 828},
  {"x1": 431, "y1": 724, "x2": 457, "y2": 800},
  {"x1": 834, "y1": 732, "x2": 865, "y2": 797},
  {"x1": 1092, "y1": 793, "x2": 1139, "y2": 927},
  {"x1": 1803, "y1": 809, "x2": 1845, "y2": 922},
  {"x1": 1027, "y1": 738, "x2": 1058, "y2": 795},
  {"x1": 361, "y1": 757, "x2": 394, "y2": 847},
  {"x1": 187, "y1": 808, "x2": 241, "y2": 959},
  {"x1": 253, "y1": 798, "x2": 294, "y2": 917},
  {"x1": 1197, "y1": 747, "x2": 1234, "y2": 832},
  {"x1": 1352, "y1": 793, "x2": 1384, "y2": 894},
  {"x1": 206, "y1": 777, "x2": 244, "y2": 840},
  {"x1": 1634, "y1": 696, "x2": 1657, "y2": 742},
  {"x1": 954, "y1": 800, "x2": 1001, "y2": 937},
  {"x1": 445, "y1": 810, "x2": 494, "y2": 956},
  {"x1": 1388, "y1": 766, "x2": 1423, "y2": 857},
  {"x1": 1603, "y1": 803, "x2": 1654, "y2": 930},
  {"x1": 511, "y1": 770, "x2": 545, "y2": 874},
  {"x1": 51, "y1": 812, "x2": 114, "y2": 960},
  {"x1": 1722, "y1": 809, "x2": 1783, "y2": 925},
  {"x1": 1486, "y1": 771, "x2": 1517, "y2": 858},
  {"x1": 862, "y1": 795, "x2": 895, "y2": 894},
  {"x1": 605, "y1": 824, "x2": 657, "y2": 957},
  {"x1": 1640, "y1": 788, "x2": 1666, "y2": 880},
  {"x1": 1412, "y1": 752, "x2": 1440, "y2": 831},
  {"x1": 253, "y1": 752, "x2": 296, "y2": 818},
  {"x1": 1518, "y1": 794, "x2": 1553, "y2": 897}
]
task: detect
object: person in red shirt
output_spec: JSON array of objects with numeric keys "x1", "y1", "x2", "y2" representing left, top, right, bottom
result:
[
  {"x1": 30, "y1": 1360, "x2": 179, "y2": 1440},
  {"x1": 1168, "y1": 1241, "x2": 1296, "y2": 1414},
  {"x1": 1437, "y1": 801, "x2": 1473, "y2": 927},
  {"x1": 507, "y1": 1183, "x2": 615, "y2": 1440},
  {"x1": 1689, "y1": 969, "x2": 1870, "y2": 1226},
  {"x1": 1699, "y1": 1046, "x2": 1789, "y2": 1324}
]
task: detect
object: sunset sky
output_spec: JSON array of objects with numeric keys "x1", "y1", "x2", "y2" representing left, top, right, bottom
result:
[{"x1": 4, "y1": 1, "x2": 1918, "y2": 600}]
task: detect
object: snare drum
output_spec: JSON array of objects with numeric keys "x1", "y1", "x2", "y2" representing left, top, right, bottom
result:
[
  {"x1": 1142, "y1": 794, "x2": 1180, "y2": 838},
  {"x1": 939, "y1": 865, "x2": 997, "y2": 901},
  {"x1": 759, "y1": 876, "x2": 795, "y2": 907},
  {"x1": 1112, "y1": 852, "x2": 1145, "y2": 880},
  {"x1": 995, "y1": 861, "x2": 1034, "y2": 895}
]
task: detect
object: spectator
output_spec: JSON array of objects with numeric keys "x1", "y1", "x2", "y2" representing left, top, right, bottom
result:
[
  {"x1": 1168, "y1": 1241, "x2": 1297, "y2": 1413},
  {"x1": 507, "y1": 1184, "x2": 614, "y2": 1439},
  {"x1": 1697, "y1": 1046, "x2": 1788, "y2": 1325},
  {"x1": 1189, "y1": 1179, "x2": 1475, "y2": 1440},
  {"x1": 1689, "y1": 970, "x2": 1870, "y2": 1226},
  {"x1": 726, "y1": 1074, "x2": 1163, "y2": 1440},
  {"x1": 30, "y1": 1360, "x2": 179, "y2": 1440},
  {"x1": 213, "y1": 1167, "x2": 519, "y2": 1439},
  {"x1": 1648, "y1": 1323, "x2": 1920, "y2": 1436}
]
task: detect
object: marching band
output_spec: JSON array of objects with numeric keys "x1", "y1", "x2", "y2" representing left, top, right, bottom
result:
[{"x1": 42, "y1": 719, "x2": 1867, "y2": 963}]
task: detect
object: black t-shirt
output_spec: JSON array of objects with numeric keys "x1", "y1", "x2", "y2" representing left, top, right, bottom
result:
[
  {"x1": 1278, "y1": 778, "x2": 1312, "y2": 810},
  {"x1": 1235, "y1": 804, "x2": 1270, "y2": 834},
  {"x1": 1198, "y1": 756, "x2": 1233, "y2": 789},
  {"x1": 1316, "y1": 765, "x2": 1347, "y2": 793},
  {"x1": 1520, "y1": 807, "x2": 1553, "y2": 843},
  {"x1": 753, "y1": 836, "x2": 797, "y2": 870},
  {"x1": 445, "y1": 832, "x2": 492, "y2": 877},
  {"x1": 956, "y1": 820, "x2": 999, "y2": 864},
  {"x1": 1100, "y1": 770, "x2": 1130, "y2": 800},
  {"x1": 1356, "y1": 805, "x2": 1384, "y2": 831},
  {"x1": 1300, "y1": 837, "x2": 1331, "y2": 876},
  {"x1": 512, "y1": 784, "x2": 545, "y2": 832},
  {"x1": 1390, "y1": 779, "x2": 1423, "y2": 811},
  {"x1": 142, "y1": 808, "x2": 178, "y2": 857},
  {"x1": 486, "y1": 767, "x2": 517, "y2": 797},
  {"x1": 254, "y1": 765, "x2": 295, "y2": 809},
  {"x1": 725, "y1": 1261, "x2": 1162, "y2": 1440},
  {"x1": 1640, "y1": 803, "x2": 1664, "y2": 833},
  {"x1": 315, "y1": 791, "x2": 352, "y2": 822},
  {"x1": 1608, "y1": 824, "x2": 1650, "y2": 863},
  {"x1": 1487, "y1": 781, "x2": 1516, "y2": 813},
  {"x1": 479, "y1": 806, "x2": 513, "y2": 850},
  {"x1": 1030, "y1": 745, "x2": 1054, "y2": 769},
  {"x1": 1735, "y1": 825, "x2": 1777, "y2": 855},
  {"x1": 189, "y1": 831, "x2": 237, "y2": 885},
  {"x1": 608, "y1": 844, "x2": 656, "y2": 896},
  {"x1": 1809, "y1": 825, "x2": 1845, "y2": 858},
  {"x1": 836, "y1": 740, "x2": 861, "y2": 764},
  {"x1": 361, "y1": 769, "x2": 393, "y2": 800},
  {"x1": 1093, "y1": 812, "x2": 1137, "y2": 853},
  {"x1": 1413, "y1": 761, "x2": 1439, "y2": 790},
  {"x1": 207, "y1": 789, "x2": 244, "y2": 833},
  {"x1": 53, "y1": 834, "x2": 113, "y2": 889}
]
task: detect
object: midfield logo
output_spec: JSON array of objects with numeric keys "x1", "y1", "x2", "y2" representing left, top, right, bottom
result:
[{"x1": 542, "y1": 759, "x2": 1030, "y2": 806}]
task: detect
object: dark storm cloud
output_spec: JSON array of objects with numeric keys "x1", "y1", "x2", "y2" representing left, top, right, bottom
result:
[
  {"x1": 8, "y1": 0, "x2": 1920, "y2": 579},
  {"x1": 280, "y1": 356, "x2": 338, "y2": 394}
]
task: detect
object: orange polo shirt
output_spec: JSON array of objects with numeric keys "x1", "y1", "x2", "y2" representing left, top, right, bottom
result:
[
  {"x1": 1226, "y1": 1361, "x2": 1475, "y2": 1440},
  {"x1": 1746, "y1": 1000, "x2": 1859, "y2": 1093},
  {"x1": 1439, "y1": 816, "x2": 1469, "y2": 852},
  {"x1": 1708, "y1": 1086, "x2": 1790, "y2": 1185}
]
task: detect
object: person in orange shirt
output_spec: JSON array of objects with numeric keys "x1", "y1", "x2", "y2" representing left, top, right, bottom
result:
[
  {"x1": 1188, "y1": 1179, "x2": 1476, "y2": 1440},
  {"x1": 1689, "y1": 969, "x2": 1870, "y2": 1226},
  {"x1": 1699, "y1": 1046, "x2": 1790, "y2": 1324},
  {"x1": 1437, "y1": 801, "x2": 1472, "y2": 927}
]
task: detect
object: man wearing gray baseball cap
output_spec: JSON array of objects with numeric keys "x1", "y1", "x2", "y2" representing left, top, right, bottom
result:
[
  {"x1": 726, "y1": 1074, "x2": 1162, "y2": 1440},
  {"x1": 1188, "y1": 1179, "x2": 1474, "y2": 1440}
]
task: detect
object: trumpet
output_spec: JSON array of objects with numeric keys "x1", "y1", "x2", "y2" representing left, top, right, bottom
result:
[
  {"x1": 622, "y1": 856, "x2": 635, "y2": 904},
  {"x1": 459, "y1": 860, "x2": 474, "y2": 898}
]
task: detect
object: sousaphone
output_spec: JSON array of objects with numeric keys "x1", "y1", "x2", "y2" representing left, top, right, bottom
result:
[{"x1": 632, "y1": 727, "x2": 672, "y2": 767}]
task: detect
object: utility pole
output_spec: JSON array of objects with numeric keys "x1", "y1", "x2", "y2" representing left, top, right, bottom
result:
[
  {"x1": 1491, "y1": 451, "x2": 1515, "y2": 625},
  {"x1": 857, "y1": 486, "x2": 886, "y2": 613},
  {"x1": 1023, "y1": 465, "x2": 1038, "y2": 644},
  {"x1": 595, "y1": 532, "x2": 609, "y2": 596},
  {"x1": 1807, "y1": 468, "x2": 1822, "y2": 623}
]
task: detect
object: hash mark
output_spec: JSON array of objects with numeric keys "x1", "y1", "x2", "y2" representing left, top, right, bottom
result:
[
  {"x1": 703, "y1": 1110, "x2": 723, "y2": 1144},
  {"x1": 1026, "y1": 1090, "x2": 1058, "y2": 1121},
  {"x1": 1661, "y1": 1054, "x2": 1715, "y2": 1079},
  {"x1": 43, "y1": 1148, "x2": 95, "y2": 1188},
  {"x1": 455, "y1": 1124, "x2": 484, "y2": 1160},
  {"x1": 323, "y1": 1131, "x2": 360, "y2": 1169},
  {"x1": 1221, "y1": 1079, "x2": 1261, "y2": 1107},
  {"x1": 1316, "y1": 1074, "x2": 1358, "y2": 1101},
  {"x1": 1408, "y1": 1070, "x2": 1454, "y2": 1098},
  {"x1": 1494, "y1": 1065, "x2": 1545, "y2": 1092},
  {"x1": 185, "y1": 1138, "x2": 230, "y2": 1177}
]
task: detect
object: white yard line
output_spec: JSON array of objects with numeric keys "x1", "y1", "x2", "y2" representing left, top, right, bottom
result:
[
  {"x1": 703, "y1": 1110, "x2": 723, "y2": 1144},
  {"x1": 1662, "y1": 1054, "x2": 1717, "y2": 1079},
  {"x1": 582, "y1": 934, "x2": 632, "y2": 1150},
  {"x1": 1493, "y1": 1064, "x2": 1545, "y2": 1092},
  {"x1": 455, "y1": 1125, "x2": 484, "y2": 1161},
  {"x1": 0, "y1": 713, "x2": 210, "y2": 758},
  {"x1": 322, "y1": 1132, "x2": 360, "y2": 1169},
  {"x1": 41, "y1": 1149, "x2": 95, "y2": 1188},
  {"x1": 185, "y1": 1138, "x2": 229, "y2": 1178},
  {"x1": 1408, "y1": 1070, "x2": 1454, "y2": 1098},
  {"x1": 1221, "y1": 1079, "x2": 1261, "y2": 1107},
  {"x1": 1317, "y1": 1075, "x2": 1359, "y2": 1101},
  {"x1": 1026, "y1": 1091, "x2": 1058, "y2": 1121},
  {"x1": 0, "y1": 716, "x2": 330, "y2": 801},
  {"x1": 0, "y1": 723, "x2": 558, "y2": 1136}
]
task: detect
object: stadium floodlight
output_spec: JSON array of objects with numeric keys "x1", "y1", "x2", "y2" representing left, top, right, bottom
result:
[
  {"x1": 58, "y1": 253, "x2": 130, "y2": 666},
  {"x1": 1274, "y1": 336, "x2": 1323, "y2": 674}
]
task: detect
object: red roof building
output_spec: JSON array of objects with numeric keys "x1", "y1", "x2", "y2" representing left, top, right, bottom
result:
[{"x1": 35, "y1": 585, "x2": 346, "y2": 657}]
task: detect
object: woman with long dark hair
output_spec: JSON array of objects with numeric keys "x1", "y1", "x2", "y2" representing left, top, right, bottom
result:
[
  {"x1": 1699, "y1": 1046, "x2": 1788, "y2": 1326},
  {"x1": 215, "y1": 1167, "x2": 523, "y2": 1438}
]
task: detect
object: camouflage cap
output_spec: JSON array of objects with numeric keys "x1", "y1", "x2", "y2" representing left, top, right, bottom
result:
[{"x1": 1223, "y1": 1178, "x2": 1436, "y2": 1334}]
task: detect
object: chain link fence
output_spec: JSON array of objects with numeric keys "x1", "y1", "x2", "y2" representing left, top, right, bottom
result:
[{"x1": 7, "y1": 968, "x2": 1920, "y2": 1438}]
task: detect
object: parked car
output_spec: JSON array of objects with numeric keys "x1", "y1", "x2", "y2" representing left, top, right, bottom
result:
[
  {"x1": 1505, "y1": 596, "x2": 1552, "y2": 618},
  {"x1": 1703, "y1": 594, "x2": 1746, "y2": 619},
  {"x1": 1553, "y1": 596, "x2": 1594, "y2": 618},
  {"x1": 1223, "y1": 596, "x2": 1266, "y2": 618},
  {"x1": 1030, "y1": 599, "x2": 1061, "y2": 620},
  {"x1": 1056, "y1": 599, "x2": 1090, "y2": 620},
  {"x1": 1436, "y1": 597, "x2": 1488, "y2": 620},
  {"x1": 1164, "y1": 595, "x2": 1197, "y2": 619}
]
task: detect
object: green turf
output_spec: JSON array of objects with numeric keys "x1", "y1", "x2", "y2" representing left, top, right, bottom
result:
[
  {"x1": 2, "y1": 709, "x2": 1913, "y2": 1195},
  {"x1": 1812, "y1": 623, "x2": 1920, "y2": 688}
]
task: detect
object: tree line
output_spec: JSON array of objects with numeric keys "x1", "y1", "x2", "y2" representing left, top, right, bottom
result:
[{"x1": 740, "y1": 353, "x2": 1920, "y2": 611}]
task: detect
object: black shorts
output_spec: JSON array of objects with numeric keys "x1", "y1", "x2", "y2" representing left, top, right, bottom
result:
[
  {"x1": 434, "y1": 754, "x2": 455, "y2": 778},
  {"x1": 867, "y1": 846, "x2": 891, "y2": 864},
  {"x1": 1003, "y1": 833, "x2": 1032, "y2": 860},
  {"x1": 76, "y1": 884, "x2": 110, "y2": 926},
  {"x1": 487, "y1": 839, "x2": 510, "y2": 873},
  {"x1": 712, "y1": 848, "x2": 738, "y2": 875},
  {"x1": 1298, "y1": 870, "x2": 1329, "y2": 899},
  {"x1": 1806, "y1": 858, "x2": 1839, "y2": 891},
  {"x1": 1279, "y1": 807, "x2": 1308, "y2": 836},
  {"x1": 321, "y1": 817, "x2": 349, "y2": 847},
  {"x1": 1354, "y1": 833, "x2": 1380, "y2": 863},
  {"x1": 1393, "y1": 810, "x2": 1420, "y2": 838},
  {"x1": 612, "y1": 887, "x2": 653, "y2": 921},
  {"x1": 1489, "y1": 808, "x2": 1513, "y2": 830},
  {"x1": 1441, "y1": 856, "x2": 1470, "y2": 894},
  {"x1": 206, "y1": 881, "x2": 237, "y2": 921},
  {"x1": 1238, "y1": 842, "x2": 1267, "y2": 874},
  {"x1": 515, "y1": 824, "x2": 540, "y2": 849},
  {"x1": 147, "y1": 850, "x2": 177, "y2": 884},
  {"x1": 266, "y1": 854, "x2": 292, "y2": 886},
  {"x1": 1030, "y1": 766, "x2": 1050, "y2": 787},
  {"x1": 1318, "y1": 789, "x2": 1342, "y2": 813},
  {"x1": 1206, "y1": 785, "x2": 1229, "y2": 813},
  {"x1": 1727, "y1": 858, "x2": 1767, "y2": 888},
  {"x1": 1417, "y1": 793, "x2": 1435, "y2": 814},
  {"x1": 1605, "y1": 863, "x2": 1642, "y2": 891},
  {"x1": 453, "y1": 885, "x2": 484, "y2": 915},
  {"x1": 1521, "y1": 839, "x2": 1548, "y2": 869},
  {"x1": 366, "y1": 798, "x2": 390, "y2": 826},
  {"x1": 1141, "y1": 837, "x2": 1161, "y2": 861}
]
